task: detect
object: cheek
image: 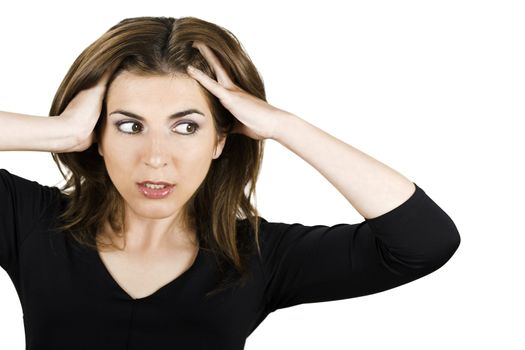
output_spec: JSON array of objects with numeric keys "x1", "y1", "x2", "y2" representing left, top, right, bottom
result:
[
  {"x1": 104, "y1": 144, "x2": 136, "y2": 170},
  {"x1": 177, "y1": 149, "x2": 214, "y2": 182},
  {"x1": 101, "y1": 142, "x2": 139, "y2": 187},
  {"x1": 103, "y1": 157, "x2": 130, "y2": 191}
]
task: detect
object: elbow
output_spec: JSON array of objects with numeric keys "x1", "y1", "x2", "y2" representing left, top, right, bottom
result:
[
  {"x1": 427, "y1": 224, "x2": 461, "y2": 270},
  {"x1": 445, "y1": 226, "x2": 461, "y2": 260},
  {"x1": 409, "y1": 224, "x2": 462, "y2": 272},
  {"x1": 378, "y1": 225, "x2": 461, "y2": 275}
]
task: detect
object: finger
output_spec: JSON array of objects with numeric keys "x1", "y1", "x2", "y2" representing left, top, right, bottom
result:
[
  {"x1": 187, "y1": 65, "x2": 230, "y2": 101},
  {"x1": 98, "y1": 72, "x2": 112, "y2": 86},
  {"x1": 95, "y1": 71, "x2": 112, "y2": 89},
  {"x1": 192, "y1": 41, "x2": 235, "y2": 89},
  {"x1": 98, "y1": 62, "x2": 119, "y2": 86}
]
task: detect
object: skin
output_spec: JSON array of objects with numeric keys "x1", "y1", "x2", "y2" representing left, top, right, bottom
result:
[
  {"x1": 97, "y1": 70, "x2": 227, "y2": 254},
  {"x1": 94, "y1": 40, "x2": 281, "y2": 256}
]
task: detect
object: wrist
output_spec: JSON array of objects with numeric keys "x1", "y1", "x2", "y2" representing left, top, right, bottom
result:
[
  {"x1": 270, "y1": 111, "x2": 301, "y2": 143},
  {"x1": 53, "y1": 115, "x2": 89, "y2": 153}
]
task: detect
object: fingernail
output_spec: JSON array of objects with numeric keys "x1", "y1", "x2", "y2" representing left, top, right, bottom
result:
[{"x1": 187, "y1": 65, "x2": 196, "y2": 73}]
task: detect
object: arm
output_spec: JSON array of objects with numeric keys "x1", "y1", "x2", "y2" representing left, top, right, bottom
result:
[
  {"x1": 271, "y1": 112, "x2": 416, "y2": 220},
  {"x1": 0, "y1": 169, "x2": 61, "y2": 280},
  {"x1": 258, "y1": 118, "x2": 461, "y2": 312},
  {"x1": 258, "y1": 183, "x2": 461, "y2": 314},
  {"x1": 0, "y1": 110, "x2": 78, "y2": 153},
  {"x1": 255, "y1": 112, "x2": 460, "y2": 315},
  {"x1": 0, "y1": 65, "x2": 116, "y2": 153}
]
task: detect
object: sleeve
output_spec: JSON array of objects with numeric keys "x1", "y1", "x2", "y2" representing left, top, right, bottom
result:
[
  {"x1": 0, "y1": 168, "x2": 60, "y2": 279},
  {"x1": 258, "y1": 182, "x2": 461, "y2": 313}
]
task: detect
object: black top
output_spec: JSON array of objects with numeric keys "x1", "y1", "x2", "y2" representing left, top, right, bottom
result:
[{"x1": 0, "y1": 168, "x2": 460, "y2": 350}]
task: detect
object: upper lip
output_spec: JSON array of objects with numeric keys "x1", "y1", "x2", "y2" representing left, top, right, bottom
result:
[{"x1": 138, "y1": 181, "x2": 175, "y2": 186}]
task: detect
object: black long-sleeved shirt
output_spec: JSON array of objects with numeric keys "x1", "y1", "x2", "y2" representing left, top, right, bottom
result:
[{"x1": 0, "y1": 168, "x2": 460, "y2": 349}]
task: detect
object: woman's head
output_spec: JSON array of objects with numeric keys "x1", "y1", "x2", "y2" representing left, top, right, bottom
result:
[
  {"x1": 98, "y1": 69, "x2": 227, "y2": 237},
  {"x1": 51, "y1": 16, "x2": 266, "y2": 295}
]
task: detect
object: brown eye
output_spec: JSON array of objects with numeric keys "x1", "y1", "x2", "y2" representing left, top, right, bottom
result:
[
  {"x1": 116, "y1": 121, "x2": 143, "y2": 134},
  {"x1": 174, "y1": 122, "x2": 200, "y2": 136},
  {"x1": 115, "y1": 120, "x2": 200, "y2": 136}
]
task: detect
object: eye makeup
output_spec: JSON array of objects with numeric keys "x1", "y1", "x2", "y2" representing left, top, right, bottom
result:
[{"x1": 113, "y1": 120, "x2": 201, "y2": 136}]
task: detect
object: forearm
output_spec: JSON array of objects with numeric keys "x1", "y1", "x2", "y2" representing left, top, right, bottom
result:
[
  {"x1": 271, "y1": 112, "x2": 416, "y2": 219},
  {"x1": 0, "y1": 110, "x2": 77, "y2": 152}
]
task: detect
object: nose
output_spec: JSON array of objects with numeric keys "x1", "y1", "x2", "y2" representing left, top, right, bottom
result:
[{"x1": 144, "y1": 135, "x2": 169, "y2": 168}]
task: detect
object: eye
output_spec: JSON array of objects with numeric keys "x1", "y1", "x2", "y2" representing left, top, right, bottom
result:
[
  {"x1": 116, "y1": 121, "x2": 143, "y2": 134},
  {"x1": 115, "y1": 121, "x2": 200, "y2": 136},
  {"x1": 174, "y1": 122, "x2": 200, "y2": 135}
]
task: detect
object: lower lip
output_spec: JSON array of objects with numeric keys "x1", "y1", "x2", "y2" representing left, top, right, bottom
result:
[{"x1": 137, "y1": 184, "x2": 175, "y2": 199}]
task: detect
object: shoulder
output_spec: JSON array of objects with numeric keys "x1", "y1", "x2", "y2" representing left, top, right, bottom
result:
[{"x1": 236, "y1": 215, "x2": 297, "y2": 253}]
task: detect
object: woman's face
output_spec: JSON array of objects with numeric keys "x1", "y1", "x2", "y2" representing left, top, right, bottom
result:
[{"x1": 98, "y1": 70, "x2": 226, "y2": 224}]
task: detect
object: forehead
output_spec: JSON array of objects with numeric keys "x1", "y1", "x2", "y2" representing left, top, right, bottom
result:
[{"x1": 106, "y1": 70, "x2": 208, "y2": 109}]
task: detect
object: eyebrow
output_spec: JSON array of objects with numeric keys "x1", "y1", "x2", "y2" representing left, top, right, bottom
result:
[{"x1": 108, "y1": 108, "x2": 206, "y2": 121}]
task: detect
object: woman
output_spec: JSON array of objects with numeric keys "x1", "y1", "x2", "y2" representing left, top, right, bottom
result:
[{"x1": 0, "y1": 16, "x2": 461, "y2": 349}]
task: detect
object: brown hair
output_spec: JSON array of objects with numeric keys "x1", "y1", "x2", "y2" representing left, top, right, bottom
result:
[{"x1": 48, "y1": 16, "x2": 267, "y2": 297}]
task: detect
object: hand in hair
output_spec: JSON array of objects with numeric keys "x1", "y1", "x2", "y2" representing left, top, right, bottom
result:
[
  {"x1": 187, "y1": 41, "x2": 289, "y2": 141},
  {"x1": 58, "y1": 64, "x2": 118, "y2": 152}
]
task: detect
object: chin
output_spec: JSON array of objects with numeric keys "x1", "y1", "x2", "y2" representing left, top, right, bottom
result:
[{"x1": 136, "y1": 200, "x2": 181, "y2": 214}]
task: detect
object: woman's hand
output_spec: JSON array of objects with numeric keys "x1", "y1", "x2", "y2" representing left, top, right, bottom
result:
[
  {"x1": 187, "y1": 41, "x2": 289, "y2": 141},
  {"x1": 58, "y1": 66, "x2": 116, "y2": 152}
]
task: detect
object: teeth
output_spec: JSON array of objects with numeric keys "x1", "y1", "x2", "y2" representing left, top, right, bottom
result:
[{"x1": 144, "y1": 183, "x2": 167, "y2": 189}]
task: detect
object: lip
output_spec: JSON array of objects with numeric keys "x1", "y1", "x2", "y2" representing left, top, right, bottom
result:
[
  {"x1": 137, "y1": 183, "x2": 175, "y2": 199},
  {"x1": 137, "y1": 180, "x2": 174, "y2": 186}
]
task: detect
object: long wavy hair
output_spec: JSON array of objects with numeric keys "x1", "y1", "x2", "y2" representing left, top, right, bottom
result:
[{"x1": 48, "y1": 16, "x2": 267, "y2": 297}]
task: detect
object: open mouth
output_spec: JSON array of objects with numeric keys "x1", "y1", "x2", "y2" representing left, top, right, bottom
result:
[{"x1": 137, "y1": 183, "x2": 175, "y2": 199}]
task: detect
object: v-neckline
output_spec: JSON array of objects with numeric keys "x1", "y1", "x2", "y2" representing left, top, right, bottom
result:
[{"x1": 92, "y1": 243, "x2": 203, "y2": 301}]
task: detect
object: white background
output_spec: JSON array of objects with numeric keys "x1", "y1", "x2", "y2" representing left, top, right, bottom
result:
[{"x1": 1, "y1": 1, "x2": 524, "y2": 349}]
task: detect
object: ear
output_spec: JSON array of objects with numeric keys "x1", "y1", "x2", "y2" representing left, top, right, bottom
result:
[
  {"x1": 213, "y1": 133, "x2": 227, "y2": 159},
  {"x1": 98, "y1": 142, "x2": 104, "y2": 157}
]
